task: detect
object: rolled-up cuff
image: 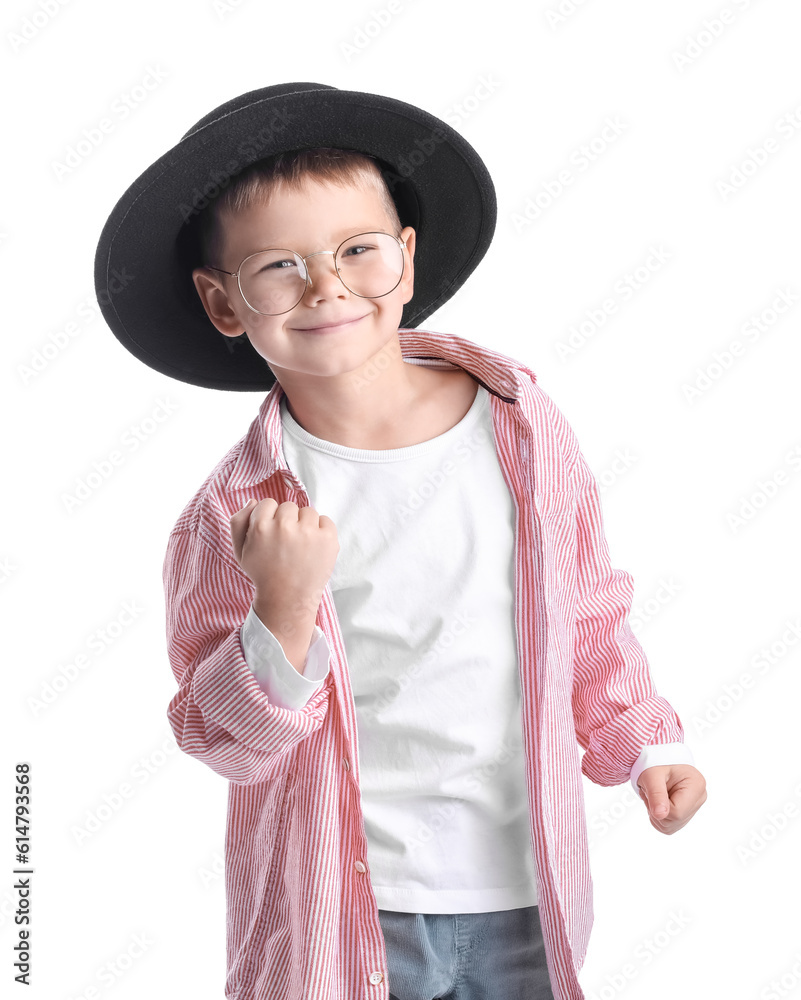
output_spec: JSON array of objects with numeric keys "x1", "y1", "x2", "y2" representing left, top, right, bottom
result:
[
  {"x1": 240, "y1": 604, "x2": 331, "y2": 710},
  {"x1": 629, "y1": 742, "x2": 696, "y2": 795}
]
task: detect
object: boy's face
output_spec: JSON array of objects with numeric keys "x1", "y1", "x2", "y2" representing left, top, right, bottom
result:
[{"x1": 191, "y1": 177, "x2": 416, "y2": 384}]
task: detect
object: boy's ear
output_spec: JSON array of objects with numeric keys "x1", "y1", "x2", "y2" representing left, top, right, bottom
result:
[
  {"x1": 191, "y1": 266, "x2": 246, "y2": 338},
  {"x1": 400, "y1": 226, "x2": 416, "y2": 304}
]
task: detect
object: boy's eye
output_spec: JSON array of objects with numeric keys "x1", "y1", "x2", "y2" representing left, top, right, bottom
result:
[
  {"x1": 341, "y1": 244, "x2": 373, "y2": 257},
  {"x1": 250, "y1": 256, "x2": 299, "y2": 277}
]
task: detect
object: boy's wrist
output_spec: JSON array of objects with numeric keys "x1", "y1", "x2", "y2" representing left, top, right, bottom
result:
[
  {"x1": 252, "y1": 594, "x2": 319, "y2": 638},
  {"x1": 251, "y1": 598, "x2": 319, "y2": 675}
]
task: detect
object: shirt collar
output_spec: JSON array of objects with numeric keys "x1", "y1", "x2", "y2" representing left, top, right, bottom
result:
[{"x1": 226, "y1": 327, "x2": 531, "y2": 492}]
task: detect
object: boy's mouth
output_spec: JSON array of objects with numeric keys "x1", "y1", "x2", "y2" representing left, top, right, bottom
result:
[{"x1": 293, "y1": 314, "x2": 368, "y2": 333}]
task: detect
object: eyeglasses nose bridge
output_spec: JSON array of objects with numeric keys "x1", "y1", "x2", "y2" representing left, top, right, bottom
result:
[{"x1": 301, "y1": 248, "x2": 339, "y2": 288}]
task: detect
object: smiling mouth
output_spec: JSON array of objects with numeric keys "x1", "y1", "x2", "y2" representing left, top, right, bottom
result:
[{"x1": 294, "y1": 314, "x2": 367, "y2": 333}]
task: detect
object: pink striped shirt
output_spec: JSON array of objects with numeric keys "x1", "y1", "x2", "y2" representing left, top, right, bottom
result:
[{"x1": 163, "y1": 327, "x2": 686, "y2": 1000}]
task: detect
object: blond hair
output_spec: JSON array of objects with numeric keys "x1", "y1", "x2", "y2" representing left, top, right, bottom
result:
[{"x1": 197, "y1": 147, "x2": 403, "y2": 267}]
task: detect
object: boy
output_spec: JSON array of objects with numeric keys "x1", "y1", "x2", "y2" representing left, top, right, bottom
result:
[{"x1": 94, "y1": 82, "x2": 707, "y2": 1000}]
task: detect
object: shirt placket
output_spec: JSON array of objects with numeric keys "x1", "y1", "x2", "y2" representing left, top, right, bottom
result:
[{"x1": 274, "y1": 462, "x2": 392, "y2": 998}]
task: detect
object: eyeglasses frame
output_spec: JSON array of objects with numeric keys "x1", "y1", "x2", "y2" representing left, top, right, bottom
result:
[{"x1": 203, "y1": 230, "x2": 408, "y2": 316}]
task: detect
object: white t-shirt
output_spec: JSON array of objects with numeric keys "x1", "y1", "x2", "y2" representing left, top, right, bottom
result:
[{"x1": 240, "y1": 382, "x2": 540, "y2": 913}]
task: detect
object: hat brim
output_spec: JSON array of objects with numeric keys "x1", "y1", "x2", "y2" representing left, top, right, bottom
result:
[{"x1": 94, "y1": 83, "x2": 496, "y2": 391}]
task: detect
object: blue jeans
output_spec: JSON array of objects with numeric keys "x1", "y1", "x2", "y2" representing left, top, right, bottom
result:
[{"x1": 377, "y1": 904, "x2": 555, "y2": 1000}]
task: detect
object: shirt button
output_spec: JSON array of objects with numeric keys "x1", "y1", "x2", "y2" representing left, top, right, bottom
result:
[
  {"x1": 342, "y1": 757, "x2": 350, "y2": 771},
  {"x1": 369, "y1": 972, "x2": 384, "y2": 985},
  {"x1": 354, "y1": 860, "x2": 367, "y2": 873}
]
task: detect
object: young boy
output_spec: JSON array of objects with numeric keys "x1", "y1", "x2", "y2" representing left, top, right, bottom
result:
[{"x1": 94, "y1": 82, "x2": 707, "y2": 1000}]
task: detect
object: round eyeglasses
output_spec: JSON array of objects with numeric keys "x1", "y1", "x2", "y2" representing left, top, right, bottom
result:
[{"x1": 204, "y1": 231, "x2": 407, "y2": 316}]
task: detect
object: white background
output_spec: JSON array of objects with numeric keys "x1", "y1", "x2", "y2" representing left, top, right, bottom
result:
[{"x1": 4, "y1": 1, "x2": 800, "y2": 998}]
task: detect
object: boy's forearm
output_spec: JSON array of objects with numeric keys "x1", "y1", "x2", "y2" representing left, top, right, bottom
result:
[{"x1": 253, "y1": 596, "x2": 319, "y2": 674}]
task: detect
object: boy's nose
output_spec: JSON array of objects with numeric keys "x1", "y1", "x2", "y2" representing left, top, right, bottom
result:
[{"x1": 303, "y1": 251, "x2": 348, "y2": 299}]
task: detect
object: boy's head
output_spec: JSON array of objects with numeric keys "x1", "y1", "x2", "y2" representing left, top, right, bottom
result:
[
  {"x1": 93, "y1": 82, "x2": 496, "y2": 390},
  {"x1": 190, "y1": 147, "x2": 417, "y2": 387}
]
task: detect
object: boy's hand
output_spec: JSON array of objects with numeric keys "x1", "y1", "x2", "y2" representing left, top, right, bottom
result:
[
  {"x1": 636, "y1": 765, "x2": 707, "y2": 835},
  {"x1": 229, "y1": 497, "x2": 339, "y2": 649}
]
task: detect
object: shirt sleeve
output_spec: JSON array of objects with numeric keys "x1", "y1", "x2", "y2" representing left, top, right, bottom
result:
[
  {"x1": 629, "y1": 742, "x2": 696, "y2": 794},
  {"x1": 163, "y1": 527, "x2": 332, "y2": 785},
  {"x1": 240, "y1": 604, "x2": 331, "y2": 711},
  {"x1": 568, "y1": 446, "x2": 687, "y2": 786}
]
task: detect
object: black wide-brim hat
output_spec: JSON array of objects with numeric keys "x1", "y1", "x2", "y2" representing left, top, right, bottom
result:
[{"x1": 94, "y1": 81, "x2": 497, "y2": 391}]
